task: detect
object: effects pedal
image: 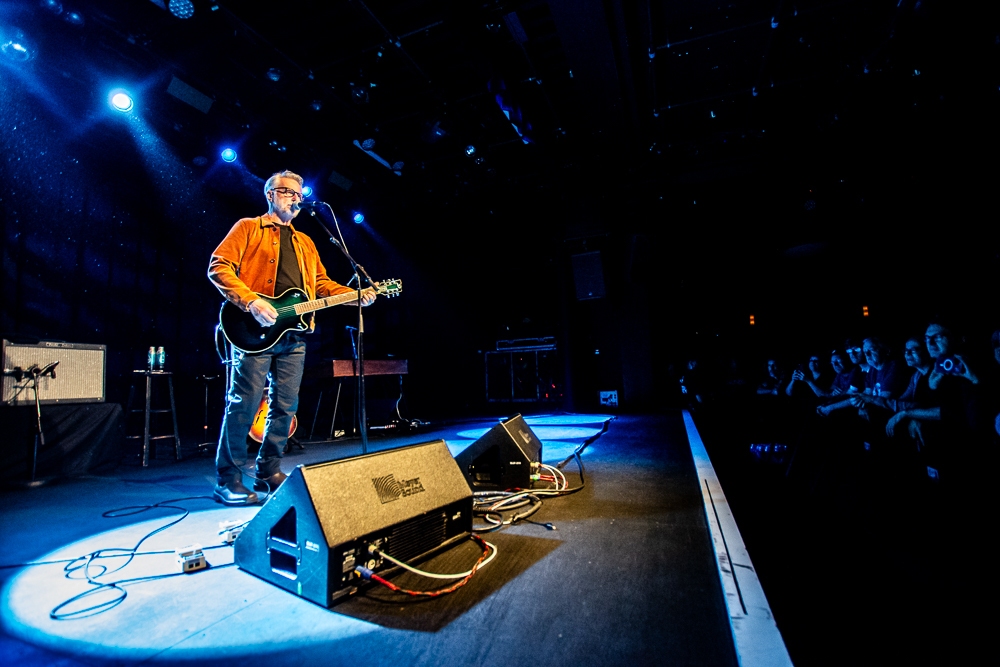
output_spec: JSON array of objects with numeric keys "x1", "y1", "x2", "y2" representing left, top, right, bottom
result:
[
  {"x1": 219, "y1": 519, "x2": 245, "y2": 544},
  {"x1": 175, "y1": 543, "x2": 207, "y2": 573}
]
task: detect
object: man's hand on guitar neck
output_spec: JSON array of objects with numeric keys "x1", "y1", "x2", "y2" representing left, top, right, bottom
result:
[
  {"x1": 248, "y1": 299, "x2": 278, "y2": 327},
  {"x1": 342, "y1": 286, "x2": 378, "y2": 307}
]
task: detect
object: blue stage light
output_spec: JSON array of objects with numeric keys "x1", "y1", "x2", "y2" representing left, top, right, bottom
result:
[
  {"x1": 168, "y1": 0, "x2": 195, "y2": 20},
  {"x1": 62, "y1": 10, "x2": 85, "y2": 26},
  {"x1": 465, "y1": 145, "x2": 476, "y2": 156},
  {"x1": 220, "y1": 148, "x2": 237, "y2": 162},
  {"x1": 302, "y1": 186, "x2": 313, "y2": 197},
  {"x1": 1, "y1": 29, "x2": 36, "y2": 62},
  {"x1": 109, "y1": 90, "x2": 134, "y2": 112},
  {"x1": 352, "y1": 212, "x2": 365, "y2": 224}
]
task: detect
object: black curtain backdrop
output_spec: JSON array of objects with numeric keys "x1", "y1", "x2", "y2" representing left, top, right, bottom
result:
[{"x1": 5, "y1": 403, "x2": 125, "y2": 478}]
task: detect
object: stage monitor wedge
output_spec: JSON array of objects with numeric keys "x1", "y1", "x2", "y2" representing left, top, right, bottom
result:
[
  {"x1": 234, "y1": 439, "x2": 472, "y2": 607},
  {"x1": 455, "y1": 414, "x2": 542, "y2": 491}
]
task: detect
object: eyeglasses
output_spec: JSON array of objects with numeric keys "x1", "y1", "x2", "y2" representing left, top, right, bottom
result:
[
  {"x1": 924, "y1": 333, "x2": 946, "y2": 344},
  {"x1": 904, "y1": 348, "x2": 921, "y2": 354},
  {"x1": 270, "y1": 186, "x2": 303, "y2": 200}
]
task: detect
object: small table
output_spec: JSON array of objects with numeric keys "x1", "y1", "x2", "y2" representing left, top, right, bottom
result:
[{"x1": 306, "y1": 359, "x2": 408, "y2": 440}]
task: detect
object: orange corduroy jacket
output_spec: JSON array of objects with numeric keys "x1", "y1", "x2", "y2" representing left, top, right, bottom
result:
[{"x1": 208, "y1": 215, "x2": 354, "y2": 323}]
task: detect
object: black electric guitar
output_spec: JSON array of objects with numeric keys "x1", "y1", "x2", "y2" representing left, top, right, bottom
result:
[{"x1": 219, "y1": 279, "x2": 402, "y2": 353}]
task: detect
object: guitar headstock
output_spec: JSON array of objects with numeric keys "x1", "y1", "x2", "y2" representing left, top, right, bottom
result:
[{"x1": 373, "y1": 278, "x2": 402, "y2": 298}]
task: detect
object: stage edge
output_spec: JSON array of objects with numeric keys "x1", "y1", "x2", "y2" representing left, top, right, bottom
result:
[{"x1": 682, "y1": 409, "x2": 795, "y2": 667}]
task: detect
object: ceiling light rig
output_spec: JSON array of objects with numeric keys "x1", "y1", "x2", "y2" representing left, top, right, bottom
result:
[
  {"x1": 489, "y1": 78, "x2": 535, "y2": 145},
  {"x1": 349, "y1": 81, "x2": 370, "y2": 103},
  {"x1": 38, "y1": 0, "x2": 85, "y2": 25},
  {"x1": 353, "y1": 139, "x2": 402, "y2": 176}
]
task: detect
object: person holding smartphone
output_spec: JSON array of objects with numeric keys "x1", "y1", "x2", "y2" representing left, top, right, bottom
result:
[{"x1": 883, "y1": 321, "x2": 982, "y2": 483}]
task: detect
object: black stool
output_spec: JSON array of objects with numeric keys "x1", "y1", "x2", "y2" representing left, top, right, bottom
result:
[{"x1": 126, "y1": 370, "x2": 182, "y2": 466}]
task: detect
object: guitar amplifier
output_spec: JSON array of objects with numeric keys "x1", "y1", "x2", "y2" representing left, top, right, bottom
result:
[{"x1": 2, "y1": 340, "x2": 106, "y2": 406}]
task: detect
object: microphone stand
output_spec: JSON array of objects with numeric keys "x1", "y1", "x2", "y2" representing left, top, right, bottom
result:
[
  {"x1": 299, "y1": 204, "x2": 374, "y2": 454},
  {"x1": 11, "y1": 362, "x2": 59, "y2": 487}
]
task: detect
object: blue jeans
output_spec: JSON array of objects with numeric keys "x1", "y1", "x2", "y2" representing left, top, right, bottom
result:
[{"x1": 216, "y1": 334, "x2": 306, "y2": 485}]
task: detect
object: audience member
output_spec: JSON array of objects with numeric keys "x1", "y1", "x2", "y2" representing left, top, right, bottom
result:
[
  {"x1": 679, "y1": 358, "x2": 707, "y2": 409},
  {"x1": 845, "y1": 339, "x2": 870, "y2": 377},
  {"x1": 786, "y1": 354, "x2": 831, "y2": 400},
  {"x1": 828, "y1": 349, "x2": 857, "y2": 397},
  {"x1": 849, "y1": 337, "x2": 909, "y2": 427},
  {"x1": 880, "y1": 321, "x2": 986, "y2": 484},
  {"x1": 876, "y1": 335, "x2": 935, "y2": 421},
  {"x1": 756, "y1": 358, "x2": 786, "y2": 396}
]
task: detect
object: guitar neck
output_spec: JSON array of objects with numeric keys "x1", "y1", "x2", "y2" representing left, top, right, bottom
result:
[{"x1": 293, "y1": 288, "x2": 372, "y2": 315}]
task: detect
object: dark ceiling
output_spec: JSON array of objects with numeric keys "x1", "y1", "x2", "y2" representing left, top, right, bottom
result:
[
  {"x1": 2, "y1": 0, "x2": 998, "y2": 406},
  {"x1": 4, "y1": 0, "x2": 997, "y2": 270}
]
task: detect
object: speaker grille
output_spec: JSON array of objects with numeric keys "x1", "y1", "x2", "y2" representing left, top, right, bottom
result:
[
  {"x1": 388, "y1": 510, "x2": 448, "y2": 563},
  {"x1": 2, "y1": 340, "x2": 106, "y2": 406}
]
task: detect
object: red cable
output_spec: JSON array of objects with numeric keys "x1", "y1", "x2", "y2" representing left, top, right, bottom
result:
[{"x1": 366, "y1": 535, "x2": 492, "y2": 598}]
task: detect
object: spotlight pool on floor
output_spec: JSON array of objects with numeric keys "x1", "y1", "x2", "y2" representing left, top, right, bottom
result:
[{"x1": 1, "y1": 508, "x2": 378, "y2": 662}]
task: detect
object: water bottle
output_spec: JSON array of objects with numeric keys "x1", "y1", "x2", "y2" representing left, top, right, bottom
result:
[
  {"x1": 156, "y1": 346, "x2": 166, "y2": 371},
  {"x1": 147, "y1": 346, "x2": 156, "y2": 371}
]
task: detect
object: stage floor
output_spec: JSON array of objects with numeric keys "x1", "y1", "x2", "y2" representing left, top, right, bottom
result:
[{"x1": 0, "y1": 412, "x2": 787, "y2": 666}]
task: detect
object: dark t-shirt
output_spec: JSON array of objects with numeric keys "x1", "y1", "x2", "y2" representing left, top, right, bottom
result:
[
  {"x1": 866, "y1": 360, "x2": 908, "y2": 399},
  {"x1": 896, "y1": 369, "x2": 933, "y2": 409},
  {"x1": 831, "y1": 370, "x2": 855, "y2": 394},
  {"x1": 846, "y1": 365, "x2": 866, "y2": 393},
  {"x1": 274, "y1": 225, "x2": 304, "y2": 295},
  {"x1": 758, "y1": 372, "x2": 786, "y2": 395}
]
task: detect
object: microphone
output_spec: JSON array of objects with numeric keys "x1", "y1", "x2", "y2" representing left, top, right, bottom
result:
[
  {"x1": 293, "y1": 200, "x2": 324, "y2": 212},
  {"x1": 4, "y1": 366, "x2": 26, "y2": 382},
  {"x1": 38, "y1": 361, "x2": 60, "y2": 378}
]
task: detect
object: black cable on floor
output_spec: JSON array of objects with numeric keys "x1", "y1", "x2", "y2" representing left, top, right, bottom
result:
[{"x1": 39, "y1": 496, "x2": 233, "y2": 620}]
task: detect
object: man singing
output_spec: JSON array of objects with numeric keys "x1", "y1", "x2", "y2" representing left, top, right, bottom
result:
[{"x1": 208, "y1": 170, "x2": 375, "y2": 505}]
